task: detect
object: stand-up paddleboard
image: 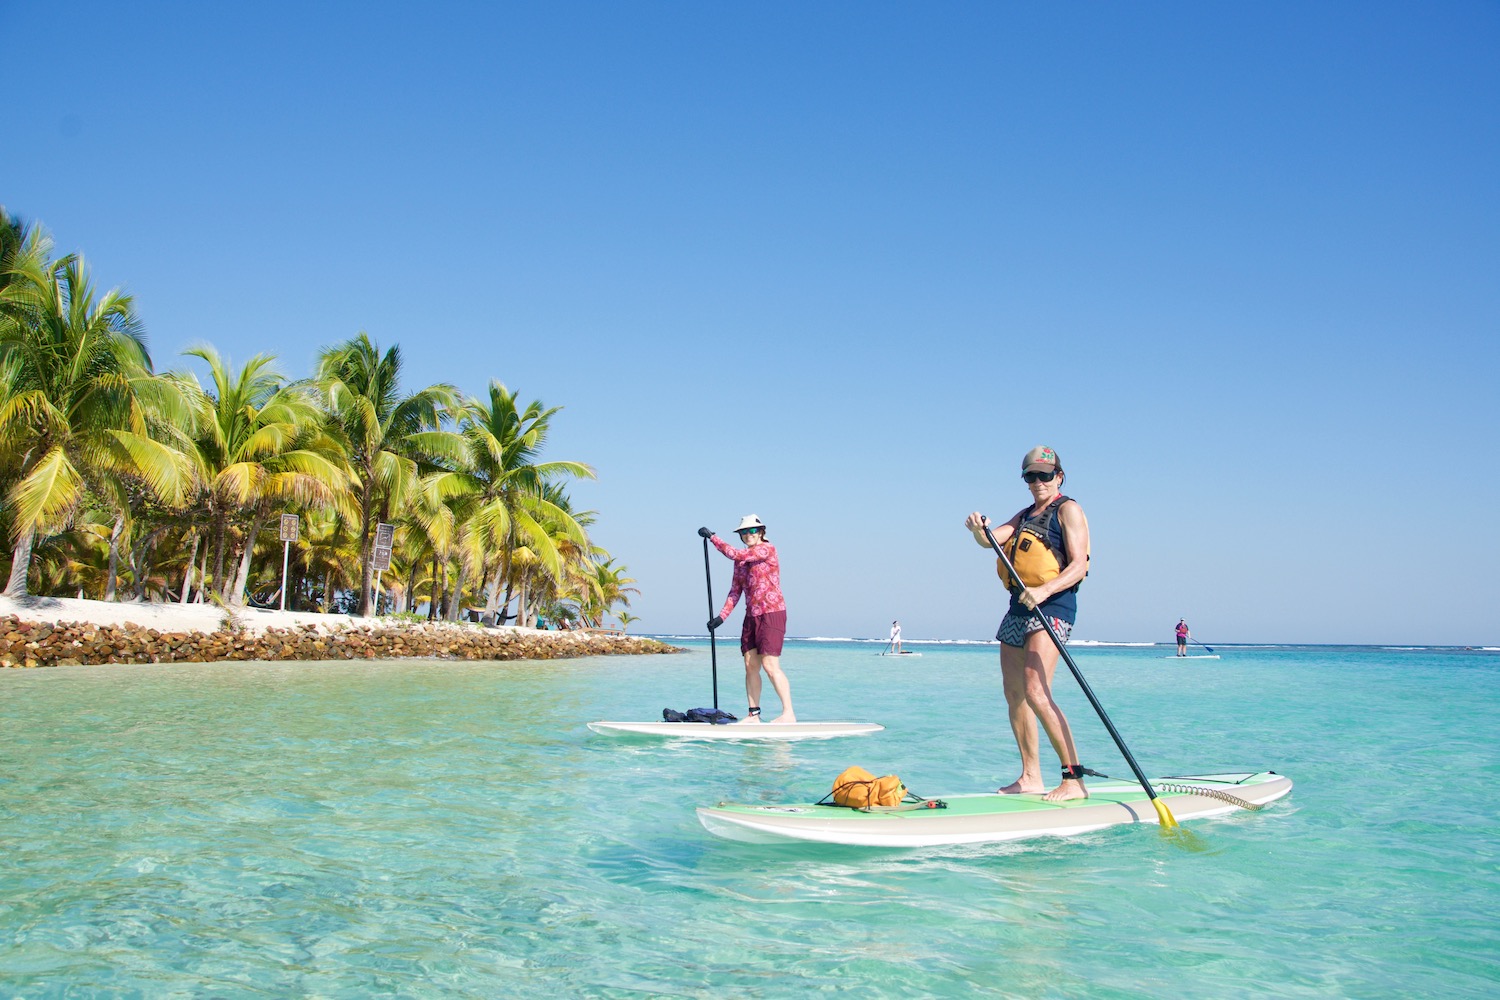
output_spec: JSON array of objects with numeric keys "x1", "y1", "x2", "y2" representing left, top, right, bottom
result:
[
  {"x1": 698, "y1": 771, "x2": 1291, "y2": 846},
  {"x1": 878, "y1": 651, "x2": 922, "y2": 657},
  {"x1": 588, "y1": 720, "x2": 884, "y2": 740},
  {"x1": 1163, "y1": 654, "x2": 1220, "y2": 659}
]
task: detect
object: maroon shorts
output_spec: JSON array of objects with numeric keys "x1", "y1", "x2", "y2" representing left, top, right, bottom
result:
[{"x1": 741, "y1": 610, "x2": 787, "y2": 656}]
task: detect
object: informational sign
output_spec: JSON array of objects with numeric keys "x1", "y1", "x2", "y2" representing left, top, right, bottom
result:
[
  {"x1": 372, "y1": 522, "x2": 395, "y2": 572},
  {"x1": 278, "y1": 513, "x2": 300, "y2": 543}
]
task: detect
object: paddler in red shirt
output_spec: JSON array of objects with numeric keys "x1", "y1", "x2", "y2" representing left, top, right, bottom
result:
[{"x1": 700, "y1": 515, "x2": 795, "y2": 724}]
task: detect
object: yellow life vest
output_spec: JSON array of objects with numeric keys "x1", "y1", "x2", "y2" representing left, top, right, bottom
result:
[{"x1": 995, "y1": 496, "x2": 1088, "y2": 592}]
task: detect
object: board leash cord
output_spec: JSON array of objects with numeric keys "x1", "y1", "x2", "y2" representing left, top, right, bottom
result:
[
  {"x1": 1153, "y1": 782, "x2": 1264, "y2": 811},
  {"x1": 1078, "y1": 768, "x2": 1266, "y2": 812}
]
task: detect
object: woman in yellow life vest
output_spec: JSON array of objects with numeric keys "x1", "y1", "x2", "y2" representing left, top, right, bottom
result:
[{"x1": 964, "y1": 445, "x2": 1091, "y2": 803}]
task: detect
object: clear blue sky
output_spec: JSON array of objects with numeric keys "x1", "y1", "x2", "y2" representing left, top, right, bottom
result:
[{"x1": 5, "y1": 2, "x2": 1497, "y2": 644}]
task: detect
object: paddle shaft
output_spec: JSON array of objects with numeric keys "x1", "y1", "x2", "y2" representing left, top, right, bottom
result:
[
  {"x1": 981, "y1": 519, "x2": 1176, "y2": 825},
  {"x1": 1192, "y1": 637, "x2": 1216, "y2": 653},
  {"x1": 702, "y1": 536, "x2": 719, "y2": 710}
]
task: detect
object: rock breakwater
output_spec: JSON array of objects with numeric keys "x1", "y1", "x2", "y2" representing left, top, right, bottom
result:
[{"x1": 0, "y1": 615, "x2": 682, "y2": 668}]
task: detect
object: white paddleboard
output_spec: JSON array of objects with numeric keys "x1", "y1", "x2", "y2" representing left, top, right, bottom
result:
[
  {"x1": 878, "y1": 651, "x2": 922, "y2": 657},
  {"x1": 698, "y1": 771, "x2": 1291, "y2": 847},
  {"x1": 588, "y1": 720, "x2": 883, "y2": 740},
  {"x1": 1163, "y1": 654, "x2": 1220, "y2": 659}
]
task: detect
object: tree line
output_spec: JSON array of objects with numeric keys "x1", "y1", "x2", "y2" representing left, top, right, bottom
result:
[{"x1": 0, "y1": 210, "x2": 638, "y2": 629}]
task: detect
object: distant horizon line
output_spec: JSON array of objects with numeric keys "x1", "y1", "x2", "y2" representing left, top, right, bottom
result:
[{"x1": 643, "y1": 634, "x2": 1500, "y2": 651}]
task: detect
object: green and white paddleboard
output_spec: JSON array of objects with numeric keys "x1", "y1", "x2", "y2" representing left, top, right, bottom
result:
[
  {"x1": 588, "y1": 720, "x2": 883, "y2": 740},
  {"x1": 698, "y1": 771, "x2": 1291, "y2": 846}
]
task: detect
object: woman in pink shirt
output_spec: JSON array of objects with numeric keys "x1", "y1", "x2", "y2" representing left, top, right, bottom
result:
[{"x1": 701, "y1": 515, "x2": 795, "y2": 724}]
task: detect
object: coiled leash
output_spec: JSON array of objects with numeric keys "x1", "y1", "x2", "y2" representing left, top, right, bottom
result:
[{"x1": 1072, "y1": 767, "x2": 1266, "y2": 812}]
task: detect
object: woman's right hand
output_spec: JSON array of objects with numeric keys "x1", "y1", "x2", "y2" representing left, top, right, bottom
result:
[{"x1": 964, "y1": 512, "x2": 987, "y2": 533}]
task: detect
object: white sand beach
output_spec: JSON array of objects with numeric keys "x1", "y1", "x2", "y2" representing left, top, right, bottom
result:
[{"x1": 0, "y1": 595, "x2": 542, "y2": 638}]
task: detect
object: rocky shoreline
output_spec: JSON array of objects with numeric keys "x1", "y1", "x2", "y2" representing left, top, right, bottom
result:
[{"x1": 0, "y1": 613, "x2": 682, "y2": 669}]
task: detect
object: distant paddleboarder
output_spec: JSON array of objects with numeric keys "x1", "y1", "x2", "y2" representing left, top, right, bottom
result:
[
  {"x1": 702, "y1": 516, "x2": 795, "y2": 724},
  {"x1": 965, "y1": 445, "x2": 1091, "y2": 803},
  {"x1": 889, "y1": 620, "x2": 902, "y2": 654},
  {"x1": 1175, "y1": 619, "x2": 1190, "y2": 657}
]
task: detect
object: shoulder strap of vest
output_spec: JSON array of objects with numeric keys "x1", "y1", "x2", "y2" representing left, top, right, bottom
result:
[{"x1": 1050, "y1": 496, "x2": 1071, "y2": 569}]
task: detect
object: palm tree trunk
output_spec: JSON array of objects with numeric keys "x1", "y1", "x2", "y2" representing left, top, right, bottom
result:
[
  {"x1": 4, "y1": 525, "x2": 36, "y2": 597},
  {"x1": 482, "y1": 556, "x2": 506, "y2": 619},
  {"x1": 446, "y1": 552, "x2": 470, "y2": 622},
  {"x1": 180, "y1": 530, "x2": 200, "y2": 604},
  {"x1": 228, "y1": 509, "x2": 268, "y2": 606},
  {"x1": 358, "y1": 486, "x2": 378, "y2": 617},
  {"x1": 212, "y1": 517, "x2": 229, "y2": 603},
  {"x1": 499, "y1": 579, "x2": 515, "y2": 624},
  {"x1": 196, "y1": 540, "x2": 211, "y2": 602},
  {"x1": 132, "y1": 530, "x2": 156, "y2": 600},
  {"x1": 104, "y1": 512, "x2": 125, "y2": 601}
]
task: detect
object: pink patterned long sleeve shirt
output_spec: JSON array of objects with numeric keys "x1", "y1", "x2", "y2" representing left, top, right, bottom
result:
[{"x1": 712, "y1": 535, "x2": 787, "y2": 619}]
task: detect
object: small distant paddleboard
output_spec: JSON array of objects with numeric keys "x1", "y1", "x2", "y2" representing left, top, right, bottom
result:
[
  {"x1": 878, "y1": 651, "x2": 922, "y2": 657},
  {"x1": 1163, "y1": 654, "x2": 1220, "y2": 659},
  {"x1": 698, "y1": 771, "x2": 1290, "y2": 846},
  {"x1": 588, "y1": 721, "x2": 884, "y2": 741}
]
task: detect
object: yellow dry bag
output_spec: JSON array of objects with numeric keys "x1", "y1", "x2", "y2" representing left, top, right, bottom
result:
[{"x1": 829, "y1": 766, "x2": 908, "y2": 809}]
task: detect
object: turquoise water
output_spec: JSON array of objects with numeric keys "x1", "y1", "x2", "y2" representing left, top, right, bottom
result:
[{"x1": 2, "y1": 639, "x2": 1497, "y2": 997}]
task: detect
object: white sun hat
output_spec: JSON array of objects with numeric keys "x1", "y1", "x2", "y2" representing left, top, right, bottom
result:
[{"x1": 735, "y1": 515, "x2": 766, "y2": 533}]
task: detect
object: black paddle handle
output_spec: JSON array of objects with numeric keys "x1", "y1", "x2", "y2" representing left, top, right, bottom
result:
[
  {"x1": 980, "y1": 518, "x2": 1164, "y2": 804},
  {"x1": 702, "y1": 535, "x2": 719, "y2": 710}
]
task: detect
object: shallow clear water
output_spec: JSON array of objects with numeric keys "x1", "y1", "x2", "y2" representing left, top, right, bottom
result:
[{"x1": 2, "y1": 640, "x2": 1497, "y2": 997}]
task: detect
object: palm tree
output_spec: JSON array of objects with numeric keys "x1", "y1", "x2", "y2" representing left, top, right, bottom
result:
[
  {"x1": 578, "y1": 557, "x2": 639, "y2": 628},
  {"x1": 295, "y1": 507, "x2": 362, "y2": 612},
  {"x1": 0, "y1": 229, "x2": 194, "y2": 596},
  {"x1": 315, "y1": 333, "x2": 464, "y2": 616},
  {"x1": 0, "y1": 207, "x2": 28, "y2": 293},
  {"x1": 444, "y1": 380, "x2": 594, "y2": 623},
  {"x1": 185, "y1": 346, "x2": 351, "y2": 606}
]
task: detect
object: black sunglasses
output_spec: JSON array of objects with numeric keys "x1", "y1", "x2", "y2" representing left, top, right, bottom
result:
[{"x1": 1023, "y1": 469, "x2": 1059, "y2": 484}]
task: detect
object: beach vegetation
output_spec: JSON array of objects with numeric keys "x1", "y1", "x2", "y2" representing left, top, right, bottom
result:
[
  {"x1": 314, "y1": 333, "x2": 464, "y2": 617},
  {"x1": 0, "y1": 228, "x2": 197, "y2": 597},
  {"x1": 0, "y1": 221, "x2": 641, "y2": 628}
]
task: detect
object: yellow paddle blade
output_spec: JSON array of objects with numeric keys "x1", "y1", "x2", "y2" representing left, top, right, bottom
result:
[{"x1": 1152, "y1": 797, "x2": 1180, "y2": 829}]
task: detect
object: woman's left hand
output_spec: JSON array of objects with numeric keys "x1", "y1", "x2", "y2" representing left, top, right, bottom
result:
[{"x1": 1018, "y1": 586, "x2": 1046, "y2": 610}]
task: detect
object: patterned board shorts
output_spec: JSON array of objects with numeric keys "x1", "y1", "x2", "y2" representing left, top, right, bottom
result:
[{"x1": 997, "y1": 610, "x2": 1074, "y2": 648}]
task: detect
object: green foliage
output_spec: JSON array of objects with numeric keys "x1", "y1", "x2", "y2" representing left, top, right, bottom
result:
[{"x1": 0, "y1": 219, "x2": 638, "y2": 619}]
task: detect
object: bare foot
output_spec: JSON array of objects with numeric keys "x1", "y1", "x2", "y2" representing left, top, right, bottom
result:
[
  {"x1": 1042, "y1": 778, "x2": 1088, "y2": 802},
  {"x1": 734, "y1": 714, "x2": 763, "y2": 725},
  {"x1": 997, "y1": 777, "x2": 1044, "y2": 795},
  {"x1": 767, "y1": 714, "x2": 796, "y2": 724}
]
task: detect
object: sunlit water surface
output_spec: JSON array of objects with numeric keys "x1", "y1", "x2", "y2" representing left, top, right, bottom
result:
[{"x1": 2, "y1": 639, "x2": 1496, "y2": 997}]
